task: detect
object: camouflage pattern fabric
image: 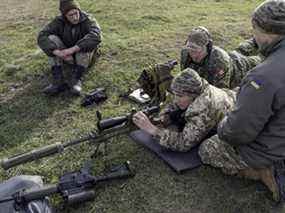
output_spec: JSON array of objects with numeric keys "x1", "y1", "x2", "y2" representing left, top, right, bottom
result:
[
  {"x1": 236, "y1": 38, "x2": 259, "y2": 56},
  {"x1": 181, "y1": 45, "x2": 263, "y2": 89},
  {"x1": 199, "y1": 134, "x2": 249, "y2": 175},
  {"x1": 156, "y1": 81, "x2": 236, "y2": 152},
  {"x1": 252, "y1": 0, "x2": 285, "y2": 35},
  {"x1": 229, "y1": 50, "x2": 263, "y2": 88},
  {"x1": 187, "y1": 27, "x2": 211, "y2": 47},
  {"x1": 180, "y1": 46, "x2": 233, "y2": 89},
  {"x1": 137, "y1": 60, "x2": 176, "y2": 104},
  {"x1": 171, "y1": 67, "x2": 205, "y2": 96}
]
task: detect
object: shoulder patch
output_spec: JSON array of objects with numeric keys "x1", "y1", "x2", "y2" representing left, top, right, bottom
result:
[{"x1": 250, "y1": 80, "x2": 262, "y2": 90}]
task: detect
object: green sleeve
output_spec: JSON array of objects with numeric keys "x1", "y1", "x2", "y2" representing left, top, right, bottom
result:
[{"x1": 37, "y1": 17, "x2": 62, "y2": 56}]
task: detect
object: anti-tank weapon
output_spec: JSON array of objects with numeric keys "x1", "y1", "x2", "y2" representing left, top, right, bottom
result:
[
  {"x1": 1, "y1": 106, "x2": 159, "y2": 170},
  {"x1": 0, "y1": 161, "x2": 133, "y2": 210}
]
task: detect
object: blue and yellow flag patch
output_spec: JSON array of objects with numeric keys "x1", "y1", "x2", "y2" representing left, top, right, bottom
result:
[{"x1": 250, "y1": 79, "x2": 262, "y2": 90}]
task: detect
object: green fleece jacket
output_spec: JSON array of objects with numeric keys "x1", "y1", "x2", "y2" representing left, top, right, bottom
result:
[{"x1": 38, "y1": 11, "x2": 101, "y2": 56}]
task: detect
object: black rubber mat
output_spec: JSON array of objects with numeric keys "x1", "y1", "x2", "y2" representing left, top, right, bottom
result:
[{"x1": 129, "y1": 130, "x2": 202, "y2": 173}]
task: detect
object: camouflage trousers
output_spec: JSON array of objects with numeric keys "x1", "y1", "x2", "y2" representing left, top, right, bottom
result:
[
  {"x1": 199, "y1": 134, "x2": 249, "y2": 175},
  {"x1": 48, "y1": 35, "x2": 97, "y2": 69}
]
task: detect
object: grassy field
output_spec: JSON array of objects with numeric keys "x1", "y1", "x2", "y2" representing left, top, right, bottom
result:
[{"x1": 0, "y1": 0, "x2": 279, "y2": 212}]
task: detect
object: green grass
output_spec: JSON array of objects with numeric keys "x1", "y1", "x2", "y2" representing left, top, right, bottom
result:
[{"x1": 0, "y1": 0, "x2": 278, "y2": 212}]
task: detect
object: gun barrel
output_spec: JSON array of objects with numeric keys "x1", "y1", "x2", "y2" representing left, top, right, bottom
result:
[
  {"x1": 1, "y1": 143, "x2": 64, "y2": 170},
  {"x1": 98, "y1": 116, "x2": 127, "y2": 131},
  {"x1": 22, "y1": 185, "x2": 58, "y2": 202},
  {"x1": 98, "y1": 106, "x2": 159, "y2": 131}
]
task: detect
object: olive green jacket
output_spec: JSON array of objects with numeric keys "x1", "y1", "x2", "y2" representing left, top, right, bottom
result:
[{"x1": 38, "y1": 11, "x2": 101, "y2": 56}]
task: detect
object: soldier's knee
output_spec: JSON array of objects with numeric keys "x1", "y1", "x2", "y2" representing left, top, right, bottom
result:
[
  {"x1": 48, "y1": 35, "x2": 65, "y2": 49},
  {"x1": 199, "y1": 136, "x2": 220, "y2": 164}
]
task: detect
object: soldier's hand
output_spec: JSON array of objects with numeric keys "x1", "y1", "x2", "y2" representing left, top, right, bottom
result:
[
  {"x1": 132, "y1": 111, "x2": 158, "y2": 136},
  {"x1": 61, "y1": 46, "x2": 80, "y2": 57},
  {"x1": 53, "y1": 49, "x2": 65, "y2": 58}
]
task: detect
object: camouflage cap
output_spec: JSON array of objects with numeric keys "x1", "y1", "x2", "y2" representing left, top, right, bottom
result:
[
  {"x1": 59, "y1": 0, "x2": 80, "y2": 15},
  {"x1": 252, "y1": 0, "x2": 285, "y2": 34},
  {"x1": 171, "y1": 68, "x2": 205, "y2": 97},
  {"x1": 187, "y1": 26, "x2": 211, "y2": 47}
]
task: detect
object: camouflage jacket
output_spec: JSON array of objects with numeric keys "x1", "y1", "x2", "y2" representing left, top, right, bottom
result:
[
  {"x1": 38, "y1": 11, "x2": 101, "y2": 56},
  {"x1": 156, "y1": 81, "x2": 236, "y2": 152},
  {"x1": 180, "y1": 46, "x2": 233, "y2": 89},
  {"x1": 236, "y1": 38, "x2": 259, "y2": 56},
  {"x1": 181, "y1": 45, "x2": 263, "y2": 89}
]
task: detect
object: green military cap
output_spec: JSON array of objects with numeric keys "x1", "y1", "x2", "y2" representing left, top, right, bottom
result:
[
  {"x1": 187, "y1": 26, "x2": 211, "y2": 48},
  {"x1": 59, "y1": 0, "x2": 80, "y2": 15},
  {"x1": 252, "y1": 0, "x2": 285, "y2": 35}
]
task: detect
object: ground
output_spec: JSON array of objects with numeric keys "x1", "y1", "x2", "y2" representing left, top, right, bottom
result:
[{"x1": 0, "y1": 0, "x2": 280, "y2": 212}]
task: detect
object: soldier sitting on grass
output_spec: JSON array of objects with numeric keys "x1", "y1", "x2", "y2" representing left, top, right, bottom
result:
[
  {"x1": 199, "y1": 0, "x2": 285, "y2": 203},
  {"x1": 38, "y1": 0, "x2": 101, "y2": 96}
]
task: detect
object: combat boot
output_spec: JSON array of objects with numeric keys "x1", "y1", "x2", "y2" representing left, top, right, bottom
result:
[
  {"x1": 43, "y1": 66, "x2": 67, "y2": 96},
  {"x1": 70, "y1": 65, "x2": 85, "y2": 96},
  {"x1": 259, "y1": 167, "x2": 280, "y2": 202},
  {"x1": 238, "y1": 167, "x2": 280, "y2": 202}
]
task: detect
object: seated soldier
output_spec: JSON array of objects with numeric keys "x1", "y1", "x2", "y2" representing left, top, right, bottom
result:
[
  {"x1": 180, "y1": 26, "x2": 262, "y2": 89},
  {"x1": 132, "y1": 68, "x2": 236, "y2": 152},
  {"x1": 199, "y1": 0, "x2": 285, "y2": 203},
  {"x1": 37, "y1": 0, "x2": 101, "y2": 96}
]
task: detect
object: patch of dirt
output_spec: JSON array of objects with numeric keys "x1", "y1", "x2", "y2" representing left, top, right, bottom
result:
[{"x1": 0, "y1": 0, "x2": 56, "y2": 27}]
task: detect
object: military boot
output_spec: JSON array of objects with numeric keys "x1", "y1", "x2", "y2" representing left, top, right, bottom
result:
[
  {"x1": 238, "y1": 167, "x2": 280, "y2": 202},
  {"x1": 70, "y1": 65, "x2": 85, "y2": 96},
  {"x1": 259, "y1": 167, "x2": 280, "y2": 202},
  {"x1": 43, "y1": 66, "x2": 67, "y2": 96},
  {"x1": 273, "y1": 161, "x2": 285, "y2": 203}
]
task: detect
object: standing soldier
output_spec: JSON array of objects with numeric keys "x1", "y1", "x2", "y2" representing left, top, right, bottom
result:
[
  {"x1": 132, "y1": 68, "x2": 236, "y2": 152},
  {"x1": 180, "y1": 26, "x2": 262, "y2": 89},
  {"x1": 38, "y1": 0, "x2": 101, "y2": 96},
  {"x1": 199, "y1": 0, "x2": 285, "y2": 203}
]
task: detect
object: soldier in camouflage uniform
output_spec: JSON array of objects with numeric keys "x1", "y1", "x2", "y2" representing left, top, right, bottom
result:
[
  {"x1": 132, "y1": 68, "x2": 236, "y2": 152},
  {"x1": 236, "y1": 37, "x2": 259, "y2": 56},
  {"x1": 180, "y1": 27, "x2": 262, "y2": 89},
  {"x1": 38, "y1": 0, "x2": 101, "y2": 96},
  {"x1": 199, "y1": 0, "x2": 285, "y2": 202}
]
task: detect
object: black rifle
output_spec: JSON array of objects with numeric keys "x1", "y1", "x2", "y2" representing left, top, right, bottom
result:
[
  {"x1": 81, "y1": 87, "x2": 107, "y2": 107},
  {"x1": 0, "y1": 162, "x2": 133, "y2": 210},
  {"x1": 1, "y1": 106, "x2": 159, "y2": 170}
]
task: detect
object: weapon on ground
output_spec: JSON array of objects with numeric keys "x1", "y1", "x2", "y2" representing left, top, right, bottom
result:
[
  {"x1": 81, "y1": 87, "x2": 107, "y2": 107},
  {"x1": 1, "y1": 106, "x2": 159, "y2": 170},
  {"x1": 0, "y1": 161, "x2": 133, "y2": 210}
]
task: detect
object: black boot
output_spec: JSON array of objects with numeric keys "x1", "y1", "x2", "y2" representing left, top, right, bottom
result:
[
  {"x1": 43, "y1": 66, "x2": 67, "y2": 96},
  {"x1": 70, "y1": 65, "x2": 85, "y2": 96}
]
